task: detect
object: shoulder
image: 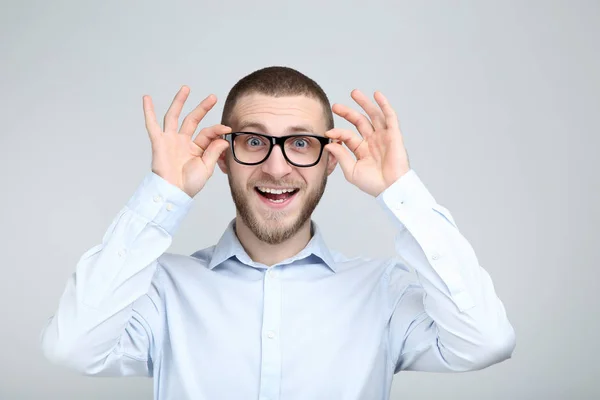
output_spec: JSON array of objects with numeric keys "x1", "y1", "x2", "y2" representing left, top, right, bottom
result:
[
  {"x1": 330, "y1": 251, "x2": 415, "y2": 286},
  {"x1": 154, "y1": 246, "x2": 216, "y2": 277}
]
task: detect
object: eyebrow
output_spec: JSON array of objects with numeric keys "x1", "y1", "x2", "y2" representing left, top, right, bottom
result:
[{"x1": 236, "y1": 120, "x2": 317, "y2": 135}]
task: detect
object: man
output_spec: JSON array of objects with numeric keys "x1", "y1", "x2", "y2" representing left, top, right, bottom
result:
[{"x1": 41, "y1": 66, "x2": 515, "y2": 399}]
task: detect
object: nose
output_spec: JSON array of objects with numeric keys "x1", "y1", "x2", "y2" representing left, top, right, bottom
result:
[{"x1": 261, "y1": 144, "x2": 293, "y2": 179}]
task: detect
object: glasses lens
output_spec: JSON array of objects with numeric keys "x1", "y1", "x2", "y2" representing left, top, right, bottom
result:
[
  {"x1": 233, "y1": 133, "x2": 271, "y2": 164},
  {"x1": 284, "y1": 136, "x2": 323, "y2": 166}
]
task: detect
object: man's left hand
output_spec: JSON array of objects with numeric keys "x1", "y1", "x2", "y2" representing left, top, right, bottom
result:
[{"x1": 324, "y1": 90, "x2": 411, "y2": 197}]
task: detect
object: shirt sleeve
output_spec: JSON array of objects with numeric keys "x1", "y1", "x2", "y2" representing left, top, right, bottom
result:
[
  {"x1": 40, "y1": 172, "x2": 193, "y2": 376},
  {"x1": 376, "y1": 169, "x2": 516, "y2": 373}
]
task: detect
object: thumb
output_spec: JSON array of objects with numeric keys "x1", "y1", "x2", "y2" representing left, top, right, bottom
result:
[
  {"x1": 325, "y1": 143, "x2": 355, "y2": 181},
  {"x1": 202, "y1": 139, "x2": 230, "y2": 173}
]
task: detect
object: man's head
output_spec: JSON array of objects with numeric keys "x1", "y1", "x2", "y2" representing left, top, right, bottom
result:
[{"x1": 217, "y1": 66, "x2": 337, "y2": 245}]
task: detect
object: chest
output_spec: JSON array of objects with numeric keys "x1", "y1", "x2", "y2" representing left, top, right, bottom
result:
[{"x1": 159, "y1": 268, "x2": 389, "y2": 385}]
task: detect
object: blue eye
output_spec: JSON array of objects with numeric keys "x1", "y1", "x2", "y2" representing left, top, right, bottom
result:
[
  {"x1": 293, "y1": 139, "x2": 309, "y2": 148},
  {"x1": 246, "y1": 136, "x2": 265, "y2": 147}
]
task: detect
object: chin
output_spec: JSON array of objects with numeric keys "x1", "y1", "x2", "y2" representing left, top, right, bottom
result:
[
  {"x1": 251, "y1": 202, "x2": 297, "y2": 228},
  {"x1": 245, "y1": 200, "x2": 307, "y2": 245},
  {"x1": 249, "y1": 216, "x2": 301, "y2": 245}
]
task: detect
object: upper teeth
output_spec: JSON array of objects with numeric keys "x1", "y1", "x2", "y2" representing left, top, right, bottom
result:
[{"x1": 258, "y1": 187, "x2": 296, "y2": 194}]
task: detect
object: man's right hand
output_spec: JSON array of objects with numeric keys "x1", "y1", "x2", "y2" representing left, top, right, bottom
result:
[{"x1": 143, "y1": 85, "x2": 232, "y2": 198}]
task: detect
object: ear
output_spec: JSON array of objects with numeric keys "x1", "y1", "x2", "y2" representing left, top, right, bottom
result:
[
  {"x1": 325, "y1": 151, "x2": 338, "y2": 176},
  {"x1": 217, "y1": 151, "x2": 228, "y2": 174}
]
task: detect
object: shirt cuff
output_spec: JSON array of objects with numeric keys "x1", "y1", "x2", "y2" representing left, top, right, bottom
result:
[
  {"x1": 376, "y1": 169, "x2": 437, "y2": 210},
  {"x1": 125, "y1": 172, "x2": 194, "y2": 236}
]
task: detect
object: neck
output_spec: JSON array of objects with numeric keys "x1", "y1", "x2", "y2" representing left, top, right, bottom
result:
[{"x1": 234, "y1": 216, "x2": 312, "y2": 267}]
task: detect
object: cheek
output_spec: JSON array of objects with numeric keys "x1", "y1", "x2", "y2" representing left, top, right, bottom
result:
[
  {"x1": 234, "y1": 167, "x2": 260, "y2": 190},
  {"x1": 299, "y1": 170, "x2": 323, "y2": 190},
  {"x1": 227, "y1": 164, "x2": 247, "y2": 188}
]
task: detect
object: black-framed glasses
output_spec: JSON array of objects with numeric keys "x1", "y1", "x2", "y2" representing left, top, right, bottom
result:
[{"x1": 222, "y1": 132, "x2": 331, "y2": 167}]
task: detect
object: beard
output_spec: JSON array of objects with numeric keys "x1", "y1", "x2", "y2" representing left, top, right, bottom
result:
[{"x1": 227, "y1": 166, "x2": 328, "y2": 245}]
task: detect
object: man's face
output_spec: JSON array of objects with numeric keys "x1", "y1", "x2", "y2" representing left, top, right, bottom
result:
[{"x1": 217, "y1": 93, "x2": 337, "y2": 245}]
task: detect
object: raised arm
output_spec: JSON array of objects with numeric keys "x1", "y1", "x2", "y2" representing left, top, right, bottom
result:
[
  {"x1": 40, "y1": 86, "x2": 231, "y2": 376},
  {"x1": 324, "y1": 89, "x2": 515, "y2": 372},
  {"x1": 378, "y1": 169, "x2": 515, "y2": 372}
]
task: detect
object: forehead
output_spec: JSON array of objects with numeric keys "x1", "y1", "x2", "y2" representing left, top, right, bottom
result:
[{"x1": 229, "y1": 93, "x2": 328, "y2": 134}]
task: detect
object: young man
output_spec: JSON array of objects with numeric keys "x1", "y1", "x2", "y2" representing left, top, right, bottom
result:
[{"x1": 41, "y1": 66, "x2": 515, "y2": 399}]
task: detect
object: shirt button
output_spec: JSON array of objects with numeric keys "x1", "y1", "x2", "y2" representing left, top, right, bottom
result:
[
  {"x1": 153, "y1": 195, "x2": 163, "y2": 203},
  {"x1": 118, "y1": 249, "x2": 127, "y2": 257},
  {"x1": 431, "y1": 251, "x2": 440, "y2": 260},
  {"x1": 268, "y1": 268, "x2": 278, "y2": 278},
  {"x1": 267, "y1": 331, "x2": 276, "y2": 339},
  {"x1": 166, "y1": 203, "x2": 173, "y2": 211}
]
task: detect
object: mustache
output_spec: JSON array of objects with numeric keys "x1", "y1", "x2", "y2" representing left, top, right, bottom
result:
[{"x1": 249, "y1": 179, "x2": 305, "y2": 189}]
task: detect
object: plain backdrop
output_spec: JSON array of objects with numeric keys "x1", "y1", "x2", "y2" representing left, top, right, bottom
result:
[{"x1": 1, "y1": 0, "x2": 598, "y2": 399}]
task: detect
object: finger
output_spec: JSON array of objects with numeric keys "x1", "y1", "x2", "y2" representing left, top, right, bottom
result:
[
  {"x1": 324, "y1": 143, "x2": 356, "y2": 181},
  {"x1": 351, "y1": 89, "x2": 386, "y2": 129},
  {"x1": 193, "y1": 124, "x2": 232, "y2": 150},
  {"x1": 142, "y1": 95, "x2": 162, "y2": 138},
  {"x1": 202, "y1": 138, "x2": 230, "y2": 173},
  {"x1": 373, "y1": 91, "x2": 399, "y2": 130},
  {"x1": 179, "y1": 94, "x2": 219, "y2": 137},
  {"x1": 325, "y1": 128, "x2": 368, "y2": 159},
  {"x1": 331, "y1": 103, "x2": 374, "y2": 138},
  {"x1": 163, "y1": 85, "x2": 191, "y2": 133}
]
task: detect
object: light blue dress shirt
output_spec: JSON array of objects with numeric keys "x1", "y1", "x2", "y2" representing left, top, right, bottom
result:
[{"x1": 41, "y1": 169, "x2": 515, "y2": 400}]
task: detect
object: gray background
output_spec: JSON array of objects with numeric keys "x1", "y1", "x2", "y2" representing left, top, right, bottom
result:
[{"x1": 1, "y1": 0, "x2": 598, "y2": 399}]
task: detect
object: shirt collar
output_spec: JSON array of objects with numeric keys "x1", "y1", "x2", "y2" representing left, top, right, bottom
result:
[{"x1": 207, "y1": 219, "x2": 337, "y2": 273}]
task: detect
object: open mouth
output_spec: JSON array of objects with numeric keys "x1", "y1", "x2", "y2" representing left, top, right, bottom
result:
[{"x1": 255, "y1": 187, "x2": 300, "y2": 204}]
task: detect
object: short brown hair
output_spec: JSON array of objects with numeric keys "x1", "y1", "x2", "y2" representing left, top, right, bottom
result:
[{"x1": 221, "y1": 66, "x2": 334, "y2": 131}]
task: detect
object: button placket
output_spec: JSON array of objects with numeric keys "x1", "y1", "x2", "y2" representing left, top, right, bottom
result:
[{"x1": 258, "y1": 268, "x2": 282, "y2": 400}]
